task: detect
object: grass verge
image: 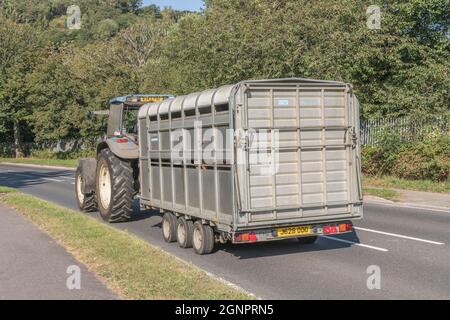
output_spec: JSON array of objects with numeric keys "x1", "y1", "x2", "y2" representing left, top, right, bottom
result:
[
  {"x1": 0, "y1": 186, "x2": 17, "y2": 193},
  {"x1": 0, "y1": 189, "x2": 252, "y2": 300},
  {"x1": 0, "y1": 157, "x2": 78, "y2": 168},
  {"x1": 363, "y1": 187, "x2": 400, "y2": 202},
  {"x1": 363, "y1": 175, "x2": 450, "y2": 194}
]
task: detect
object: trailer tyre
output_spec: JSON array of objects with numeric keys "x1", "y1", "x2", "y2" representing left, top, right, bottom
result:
[
  {"x1": 177, "y1": 217, "x2": 194, "y2": 248},
  {"x1": 192, "y1": 221, "x2": 215, "y2": 255},
  {"x1": 75, "y1": 167, "x2": 98, "y2": 212},
  {"x1": 96, "y1": 149, "x2": 134, "y2": 223},
  {"x1": 297, "y1": 236, "x2": 318, "y2": 245},
  {"x1": 162, "y1": 212, "x2": 177, "y2": 243}
]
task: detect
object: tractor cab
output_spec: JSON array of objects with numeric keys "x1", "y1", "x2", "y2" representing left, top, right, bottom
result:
[
  {"x1": 107, "y1": 95, "x2": 174, "y2": 139},
  {"x1": 89, "y1": 94, "x2": 175, "y2": 160}
]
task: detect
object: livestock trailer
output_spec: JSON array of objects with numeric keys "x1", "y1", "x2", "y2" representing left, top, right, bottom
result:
[{"x1": 137, "y1": 78, "x2": 363, "y2": 254}]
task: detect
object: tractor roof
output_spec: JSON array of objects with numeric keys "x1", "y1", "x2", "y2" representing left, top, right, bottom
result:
[{"x1": 110, "y1": 94, "x2": 175, "y2": 105}]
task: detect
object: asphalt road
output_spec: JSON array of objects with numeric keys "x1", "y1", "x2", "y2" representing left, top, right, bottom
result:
[
  {"x1": 1, "y1": 163, "x2": 449, "y2": 300},
  {"x1": 0, "y1": 203, "x2": 118, "y2": 300}
]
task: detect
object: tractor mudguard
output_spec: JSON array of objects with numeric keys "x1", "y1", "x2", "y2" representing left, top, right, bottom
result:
[{"x1": 79, "y1": 158, "x2": 97, "y2": 194}]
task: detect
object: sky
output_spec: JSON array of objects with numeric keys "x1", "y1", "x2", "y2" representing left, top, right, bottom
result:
[{"x1": 142, "y1": 0, "x2": 204, "y2": 11}]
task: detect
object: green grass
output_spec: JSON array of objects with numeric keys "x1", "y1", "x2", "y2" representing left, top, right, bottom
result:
[
  {"x1": 0, "y1": 157, "x2": 78, "y2": 168},
  {"x1": 0, "y1": 189, "x2": 252, "y2": 300},
  {"x1": 0, "y1": 186, "x2": 17, "y2": 194},
  {"x1": 363, "y1": 187, "x2": 401, "y2": 201},
  {"x1": 363, "y1": 175, "x2": 450, "y2": 194}
]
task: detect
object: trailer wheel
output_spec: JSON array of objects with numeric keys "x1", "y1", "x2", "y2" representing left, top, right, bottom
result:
[
  {"x1": 177, "y1": 217, "x2": 194, "y2": 248},
  {"x1": 96, "y1": 149, "x2": 134, "y2": 223},
  {"x1": 162, "y1": 212, "x2": 177, "y2": 243},
  {"x1": 297, "y1": 236, "x2": 318, "y2": 244},
  {"x1": 192, "y1": 221, "x2": 215, "y2": 255},
  {"x1": 75, "y1": 167, "x2": 97, "y2": 212}
]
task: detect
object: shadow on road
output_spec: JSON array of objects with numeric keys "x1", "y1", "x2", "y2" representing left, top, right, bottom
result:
[
  {"x1": 0, "y1": 169, "x2": 74, "y2": 189},
  {"x1": 130, "y1": 204, "x2": 160, "y2": 222},
  {"x1": 216, "y1": 231, "x2": 360, "y2": 259}
]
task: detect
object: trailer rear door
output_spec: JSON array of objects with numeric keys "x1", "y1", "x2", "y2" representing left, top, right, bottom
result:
[{"x1": 235, "y1": 80, "x2": 363, "y2": 228}]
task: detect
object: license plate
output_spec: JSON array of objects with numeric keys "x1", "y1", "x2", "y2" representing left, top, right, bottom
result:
[
  {"x1": 140, "y1": 96, "x2": 165, "y2": 103},
  {"x1": 278, "y1": 226, "x2": 311, "y2": 237}
]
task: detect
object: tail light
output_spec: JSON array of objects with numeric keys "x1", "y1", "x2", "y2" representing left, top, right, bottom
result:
[
  {"x1": 235, "y1": 232, "x2": 259, "y2": 243},
  {"x1": 324, "y1": 225, "x2": 338, "y2": 234},
  {"x1": 249, "y1": 233, "x2": 258, "y2": 242}
]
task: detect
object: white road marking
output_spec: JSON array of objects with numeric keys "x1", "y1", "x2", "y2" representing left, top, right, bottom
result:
[
  {"x1": 41, "y1": 177, "x2": 64, "y2": 183},
  {"x1": 321, "y1": 236, "x2": 389, "y2": 252},
  {"x1": 6, "y1": 172, "x2": 65, "y2": 183},
  {"x1": 365, "y1": 199, "x2": 450, "y2": 214},
  {"x1": 57, "y1": 176, "x2": 75, "y2": 181},
  {"x1": 354, "y1": 227, "x2": 444, "y2": 245},
  {"x1": 0, "y1": 162, "x2": 76, "y2": 171}
]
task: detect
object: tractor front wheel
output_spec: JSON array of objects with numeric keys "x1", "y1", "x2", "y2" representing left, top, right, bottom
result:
[{"x1": 75, "y1": 167, "x2": 97, "y2": 212}]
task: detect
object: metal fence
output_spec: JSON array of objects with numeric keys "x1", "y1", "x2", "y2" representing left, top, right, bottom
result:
[
  {"x1": 360, "y1": 115, "x2": 449, "y2": 145},
  {"x1": 0, "y1": 137, "x2": 103, "y2": 158}
]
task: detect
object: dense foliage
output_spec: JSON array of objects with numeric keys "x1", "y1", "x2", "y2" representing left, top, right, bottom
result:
[
  {"x1": 0, "y1": 0, "x2": 449, "y2": 160},
  {"x1": 362, "y1": 135, "x2": 450, "y2": 181}
]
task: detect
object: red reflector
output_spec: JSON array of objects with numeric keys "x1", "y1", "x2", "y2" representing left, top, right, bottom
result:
[
  {"x1": 249, "y1": 233, "x2": 257, "y2": 242},
  {"x1": 324, "y1": 225, "x2": 338, "y2": 234},
  {"x1": 116, "y1": 138, "x2": 129, "y2": 143},
  {"x1": 346, "y1": 223, "x2": 353, "y2": 231},
  {"x1": 235, "y1": 234, "x2": 242, "y2": 242}
]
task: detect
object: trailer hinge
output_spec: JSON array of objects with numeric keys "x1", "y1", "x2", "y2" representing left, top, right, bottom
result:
[{"x1": 350, "y1": 127, "x2": 358, "y2": 148}]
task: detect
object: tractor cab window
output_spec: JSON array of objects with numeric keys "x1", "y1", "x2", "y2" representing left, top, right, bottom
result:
[
  {"x1": 107, "y1": 104, "x2": 139, "y2": 137},
  {"x1": 123, "y1": 107, "x2": 139, "y2": 135},
  {"x1": 107, "y1": 104, "x2": 123, "y2": 137}
]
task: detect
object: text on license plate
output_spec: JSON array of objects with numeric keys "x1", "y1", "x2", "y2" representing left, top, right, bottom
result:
[{"x1": 278, "y1": 226, "x2": 311, "y2": 237}]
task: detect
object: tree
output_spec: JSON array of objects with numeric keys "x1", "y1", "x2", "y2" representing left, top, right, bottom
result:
[
  {"x1": 163, "y1": 0, "x2": 449, "y2": 117},
  {"x1": 0, "y1": 19, "x2": 43, "y2": 157},
  {"x1": 384, "y1": 0, "x2": 450, "y2": 50}
]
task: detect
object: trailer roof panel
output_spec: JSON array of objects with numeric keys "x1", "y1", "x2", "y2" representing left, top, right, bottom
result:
[{"x1": 140, "y1": 78, "x2": 349, "y2": 118}]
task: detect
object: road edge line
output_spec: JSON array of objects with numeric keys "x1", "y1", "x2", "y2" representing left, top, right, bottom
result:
[
  {"x1": 321, "y1": 235, "x2": 389, "y2": 252},
  {"x1": 364, "y1": 199, "x2": 450, "y2": 213},
  {"x1": 165, "y1": 252, "x2": 259, "y2": 300},
  {"x1": 1, "y1": 162, "x2": 76, "y2": 171},
  {"x1": 354, "y1": 227, "x2": 445, "y2": 245}
]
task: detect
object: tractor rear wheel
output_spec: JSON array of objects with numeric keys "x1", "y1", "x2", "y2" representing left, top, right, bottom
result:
[{"x1": 96, "y1": 149, "x2": 134, "y2": 223}]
